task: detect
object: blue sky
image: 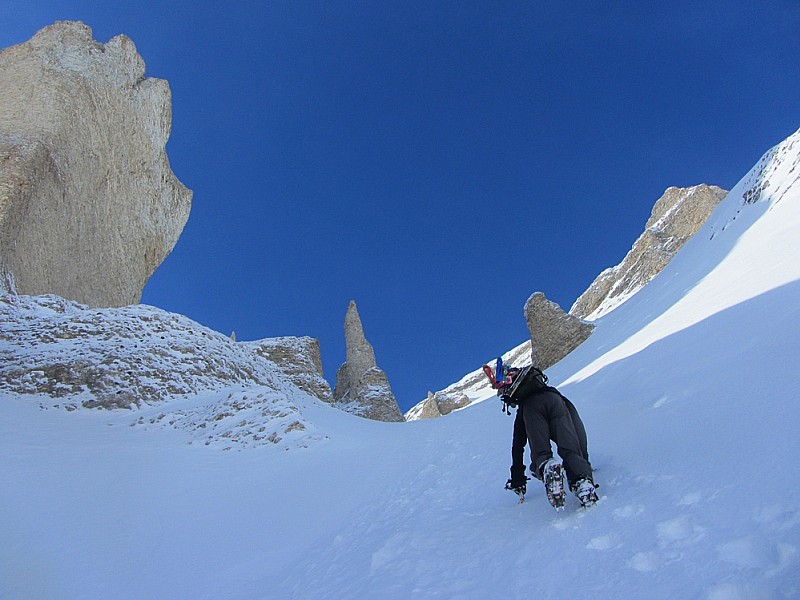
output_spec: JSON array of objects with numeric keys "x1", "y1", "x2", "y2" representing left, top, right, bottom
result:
[{"x1": 3, "y1": 1, "x2": 799, "y2": 412}]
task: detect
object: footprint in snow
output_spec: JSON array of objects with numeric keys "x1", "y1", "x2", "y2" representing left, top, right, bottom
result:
[
  {"x1": 628, "y1": 551, "x2": 661, "y2": 572},
  {"x1": 677, "y1": 491, "x2": 703, "y2": 506},
  {"x1": 656, "y1": 515, "x2": 706, "y2": 546},
  {"x1": 716, "y1": 535, "x2": 798, "y2": 575},
  {"x1": 613, "y1": 504, "x2": 644, "y2": 519},
  {"x1": 586, "y1": 533, "x2": 623, "y2": 551}
]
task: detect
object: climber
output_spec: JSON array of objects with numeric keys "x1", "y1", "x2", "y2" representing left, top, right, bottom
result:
[{"x1": 485, "y1": 361, "x2": 598, "y2": 509}]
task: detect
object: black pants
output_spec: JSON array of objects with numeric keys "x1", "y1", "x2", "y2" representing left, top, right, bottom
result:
[{"x1": 522, "y1": 389, "x2": 593, "y2": 486}]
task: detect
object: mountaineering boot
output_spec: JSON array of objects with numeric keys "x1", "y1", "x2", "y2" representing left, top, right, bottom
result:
[
  {"x1": 572, "y1": 478, "x2": 599, "y2": 508},
  {"x1": 541, "y1": 459, "x2": 566, "y2": 510}
]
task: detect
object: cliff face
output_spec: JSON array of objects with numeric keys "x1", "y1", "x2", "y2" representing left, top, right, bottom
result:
[
  {"x1": 0, "y1": 21, "x2": 191, "y2": 307},
  {"x1": 251, "y1": 337, "x2": 333, "y2": 405},
  {"x1": 571, "y1": 184, "x2": 728, "y2": 320}
]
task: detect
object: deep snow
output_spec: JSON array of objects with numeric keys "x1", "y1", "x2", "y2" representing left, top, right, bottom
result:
[{"x1": 2, "y1": 128, "x2": 800, "y2": 599}]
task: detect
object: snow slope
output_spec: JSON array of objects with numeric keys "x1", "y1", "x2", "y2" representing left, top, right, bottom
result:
[{"x1": 2, "y1": 127, "x2": 800, "y2": 599}]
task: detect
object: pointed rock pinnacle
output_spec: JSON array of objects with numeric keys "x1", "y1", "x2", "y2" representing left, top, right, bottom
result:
[{"x1": 333, "y1": 300, "x2": 404, "y2": 422}]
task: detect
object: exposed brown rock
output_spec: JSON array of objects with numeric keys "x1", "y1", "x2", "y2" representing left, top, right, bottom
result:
[
  {"x1": 333, "y1": 300, "x2": 404, "y2": 422},
  {"x1": 0, "y1": 21, "x2": 191, "y2": 307},
  {"x1": 571, "y1": 184, "x2": 727, "y2": 320},
  {"x1": 524, "y1": 292, "x2": 594, "y2": 370}
]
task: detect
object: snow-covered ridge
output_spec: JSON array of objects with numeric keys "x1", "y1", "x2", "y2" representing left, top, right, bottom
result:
[
  {"x1": 563, "y1": 126, "x2": 800, "y2": 386},
  {"x1": 0, "y1": 293, "x2": 332, "y2": 449},
  {"x1": 0, "y1": 294, "x2": 281, "y2": 408}
]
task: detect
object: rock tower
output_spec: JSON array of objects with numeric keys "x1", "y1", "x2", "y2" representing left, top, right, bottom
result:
[
  {"x1": 524, "y1": 292, "x2": 595, "y2": 370},
  {"x1": 333, "y1": 300, "x2": 404, "y2": 422}
]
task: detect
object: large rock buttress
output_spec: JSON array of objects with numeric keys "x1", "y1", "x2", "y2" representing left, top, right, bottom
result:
[
  {"x1": 524, "y1": 292, "x2": 594, "y2": 370},
  {"x1": 333, "y1": 300, "x2": 404, "y2": 422},
  {"x1": 0, "y1": 21, "x2": 191, "y2": 307}
]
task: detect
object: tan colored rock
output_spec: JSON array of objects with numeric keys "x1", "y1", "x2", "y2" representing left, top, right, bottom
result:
[
  {"x1": 524, "y1": 292, "x2": 594, "y2": 370},
  {"x1": 571, "y1": 184, "x2": 727, "y2": 320},
  {"x1": 251, "y1": 336, "x2": 333, "y2": 404},
  {"x1": 0, "y1": 21, "x2": 191, "y2": 307},
  {"x1": 333, "y1": 300, "x2": 404, "y2": 422},
  {"x1": 431, "y1": 390, "x2": 470, "y2": 415},
  {"x1": 414, "y1": 392, "x2": 443, "y2": 420}
]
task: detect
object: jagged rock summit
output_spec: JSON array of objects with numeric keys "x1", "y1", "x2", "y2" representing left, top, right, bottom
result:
[
  {"x1": 571, "y1": 184, "x2": 727, "y2": 320},
  {"x1": 0, "y1": 21, "x2": 191, "y2": 307},
  {"x1": 333, "y1": 300, "x2": 404, "y2": 422}
]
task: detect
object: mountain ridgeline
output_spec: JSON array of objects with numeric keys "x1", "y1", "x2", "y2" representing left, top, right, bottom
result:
[{"x1": 406, "y1": 183, "x2": 728, "y2": 420}]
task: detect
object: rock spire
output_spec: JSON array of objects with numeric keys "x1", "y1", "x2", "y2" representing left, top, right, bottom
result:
[{"x1": 333, "y1": 300, "x2": 404, "y2": 422}]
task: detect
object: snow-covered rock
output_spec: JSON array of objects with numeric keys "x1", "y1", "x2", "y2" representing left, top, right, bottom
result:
[
  {"x1": 0, "y1": 293, "x2": 337, "y2": 450},
  {"x1": 0, "y1": 294, "x2": 277, "y2": 408},
  {"x1": 333, "y1": 300, "x2": 404, "y2": 422},
  {"x1": 248, "y1": 336, "x2": 333, "y2": 405}
]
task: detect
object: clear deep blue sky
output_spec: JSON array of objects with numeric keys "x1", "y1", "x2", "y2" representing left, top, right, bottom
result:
[{"x1": 3, "y1": 1, "x2": 799, "y2": 412}]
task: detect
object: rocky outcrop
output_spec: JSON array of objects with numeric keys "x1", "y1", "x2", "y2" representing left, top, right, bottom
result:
[
  {"x1": 409, "y1": 390, "x2": 470, "y2": 420},
  {"x1": 413, "y1": 393, "x2": 443, "y2": 420},
  {"x1": 0, "y1": 21, "x2": 191, "y2": 308},
  {"x1": 251, "y1": 337, "x2": 333, "y2": 404},
  {"x1": 333, "y1": 300, "x2": 404, "y2": 422},
  {"x1": 0, "y1": 294, "x2": 298, "y2": 409},
  {"x1": 524, "y1": 292, "x2": 594, "y2": 370},
  {"x1": 433, "y1": 390, "x2": 470, "y2": 415},
  {"x1": 0, "y1": 293, "x2": 334, "y2": 450},
  {"x1": 570, "y1": 184, "x2": 727, "y2": 320}
]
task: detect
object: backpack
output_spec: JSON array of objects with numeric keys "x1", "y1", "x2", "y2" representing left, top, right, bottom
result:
[
  {"x1": 499, "y1": 366, "x2": 548, "y2": 411},
  {"x1": 481, "y1": 359, "x2": 549, "y2": 413}
]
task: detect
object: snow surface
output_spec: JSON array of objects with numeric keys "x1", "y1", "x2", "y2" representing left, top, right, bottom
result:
[{"x1": 3, "y1": 128, "x2": 800, "y2": 599}]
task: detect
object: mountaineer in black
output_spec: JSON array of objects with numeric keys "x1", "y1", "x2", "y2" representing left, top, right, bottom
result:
[{"x1": 499, "y1": 365, "x2": 598, "y2": 508}]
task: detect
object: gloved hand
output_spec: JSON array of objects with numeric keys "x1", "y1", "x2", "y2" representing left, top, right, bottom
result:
[{"x1": 505, "y1": 477, "x2": 529, "y2": 496}]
